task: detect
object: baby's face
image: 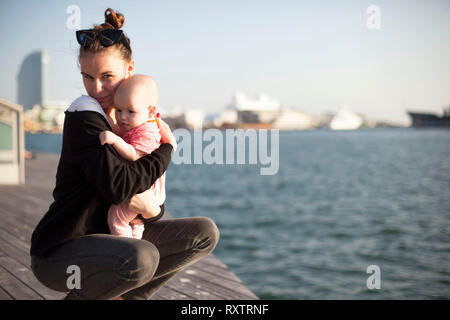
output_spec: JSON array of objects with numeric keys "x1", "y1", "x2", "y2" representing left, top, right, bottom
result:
[{"x1": 114, "y1": 92, "x2": 153, "y2": 131}]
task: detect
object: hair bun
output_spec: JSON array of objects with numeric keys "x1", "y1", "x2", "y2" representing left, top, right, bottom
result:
[{"x1": 104, "y1": 8, "x2": 125, "y2": 29}]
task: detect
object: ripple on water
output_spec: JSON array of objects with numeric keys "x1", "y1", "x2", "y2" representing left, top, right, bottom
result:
[{"x1": 161, "y1": 129, "x2": 450, "y2": 299}]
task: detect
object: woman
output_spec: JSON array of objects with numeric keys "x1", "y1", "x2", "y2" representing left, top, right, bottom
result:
[{"x1": 30, "y1": 8, "x2": 219, "y2": 300}]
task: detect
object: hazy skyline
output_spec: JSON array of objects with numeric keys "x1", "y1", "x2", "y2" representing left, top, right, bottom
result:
[{"x1": 1, "y1": 0, "x2": 450, "y2": 124}]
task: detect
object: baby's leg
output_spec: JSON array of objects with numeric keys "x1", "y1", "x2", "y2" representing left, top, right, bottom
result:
[
  {"x1": 108, "y1": 203, "x2": 140, "y2": 238},
  {"x1": 128, "y1": 189, "x2": 161, "y2": 219},
  {"x1": 130, "y1": 218, "x2": 145, "y2": 239}
]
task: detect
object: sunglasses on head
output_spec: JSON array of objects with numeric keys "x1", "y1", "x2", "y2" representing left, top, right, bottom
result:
[{"x1": 76, "y1": 29, "x2": 131, "y2": 51}]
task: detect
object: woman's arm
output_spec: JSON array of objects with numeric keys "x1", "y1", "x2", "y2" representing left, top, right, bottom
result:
[
  {"x1": 99, "y1": 130, "x2": 160, "y2": 217},
  {"x1": 67, "y1": 111, "x2": 173, "y2": 204}
]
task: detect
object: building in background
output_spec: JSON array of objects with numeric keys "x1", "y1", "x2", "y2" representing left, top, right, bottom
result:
[
  {"x1": 272, "y1": 108, "x2": 320, "y2": 130},
  {"x1": 17, "y1": 50, "x2": 49, "y2": 111},
  {"x1": 233, "y1": 92, "x2": 281, "y2": 125},
  {"x1": 15, "y1": 51, "x2": 406, "y2": 133},
  {"x1": 164, "y1": 107, "x2": 205, "y2": 130},
  {"x1": 210, "y1": 108, "x2": 238, "y2": 128},
  {"x1": 407, "y1": 106, "x2": 450, "y2": 127},
  {"x1": 210, "y1": 92, "x2": 318, "y2": 130},
  {"x1": 18, "y1": 50, "x2": 68, "y2": 133},
  {"x1": 329, "y1": 107, "x2": 364, "y2": 130}
]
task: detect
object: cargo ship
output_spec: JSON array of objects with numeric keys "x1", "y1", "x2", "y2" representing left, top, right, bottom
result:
[{"x1": 408, "y1": 107, "x2": 450, "y2": 127}]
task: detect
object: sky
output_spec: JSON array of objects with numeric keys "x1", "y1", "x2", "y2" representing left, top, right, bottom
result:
[{"x1": 1, "y1": 0, "x2": 450, "y2": 124}]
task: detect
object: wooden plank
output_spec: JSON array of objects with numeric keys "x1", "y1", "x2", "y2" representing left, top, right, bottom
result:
[
  {"x1": 194, "y1": 259, "x2": 244, "y2": 283},
  {"x1": 0, "y1": 238, "x2": 30, "y2": 270},
  {"x1": 0, "y1": 224, "x2": 31, "y2": 253},
  {"x1": 0, "y1": 200, "x2": 44, "y2": 225},
  {"x1": 0, "y1": 265, "x2": 42, "y2": 300},
  {"x1": 166, "y1": 269, "x2": 257, "y2": 300},
  {"x1": 0, "y1": 285, "x2": 13, "y2": 300},
  {"x1": 178, "y1": 265, "x2": 258, "y2": 299},
  {"x1": 0, "y1": 211, "x2": 32, "y2": 254},
  {"x1": 165, "y1": 278, "x2": 227, "y2": 300},
  {"x1": 0, "y1": 202, "x2": 41, "y2": 229},
  {"x1": 150, "y1": 286, "x2": 193, "y2": 300},
  {"x1": 0, "y1": 256, "x2": 65, "y2": 300},
  {"x1": 0, "y1": 193, "x2": 50, "y2": 219}
]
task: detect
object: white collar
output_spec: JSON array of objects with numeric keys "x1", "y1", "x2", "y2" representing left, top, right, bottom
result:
[{"x1": 67, "y1": 95, "x2": 112, "y2": 126}]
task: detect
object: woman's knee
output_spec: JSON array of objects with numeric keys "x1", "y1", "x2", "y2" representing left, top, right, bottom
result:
[
  {"x1": 118, "y1": 240, "x2": 160, "y2": 284},
  {"x1": 193, "y1": 217, "x2": 220, "y2": 252}
]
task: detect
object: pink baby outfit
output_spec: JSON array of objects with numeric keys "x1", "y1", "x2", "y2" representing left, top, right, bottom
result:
[{"x1": 107, "y1": 121, "x2": 166, "y2": 239}]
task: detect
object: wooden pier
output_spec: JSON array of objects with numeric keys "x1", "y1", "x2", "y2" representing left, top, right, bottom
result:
[{"x1": 0, "y1": 152, "x2": 258, "y2": 300}]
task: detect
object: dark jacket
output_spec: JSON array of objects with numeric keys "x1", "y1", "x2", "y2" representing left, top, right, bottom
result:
[{"x1": 30, "y1": 110, "x2": 173, "y2": 257}]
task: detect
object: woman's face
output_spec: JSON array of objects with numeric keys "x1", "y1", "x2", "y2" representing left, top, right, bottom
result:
[{"x1": 79, "y1": 48, "x2": 134, "y2": 111}]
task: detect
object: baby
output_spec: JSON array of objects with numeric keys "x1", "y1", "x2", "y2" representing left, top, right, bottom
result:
[{"x1": 99, "y1": 74, "x2": 166, "y2": 239}]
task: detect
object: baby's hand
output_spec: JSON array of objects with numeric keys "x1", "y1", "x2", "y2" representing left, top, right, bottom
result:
[{"x1": 99, "y1": 130, "x2": 118, "y2": 146}]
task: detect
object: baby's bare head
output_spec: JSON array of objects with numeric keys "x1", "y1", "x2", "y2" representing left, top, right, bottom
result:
[{"x1": 114, "y1": 74, "x2": 159, "y2": 115}]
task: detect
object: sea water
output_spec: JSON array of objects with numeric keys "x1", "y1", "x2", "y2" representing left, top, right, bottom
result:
[{"x1": 25, "y1": 128, "x2": 450, "y2": 299}]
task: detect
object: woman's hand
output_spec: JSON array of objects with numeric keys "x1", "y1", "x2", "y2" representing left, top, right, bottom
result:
[
  {"x1": 127, "y1": 189, "x2": 161, "y2": 219},
  {"x1": 157, "y1": 116, "x2": 177, "y2": 152}
]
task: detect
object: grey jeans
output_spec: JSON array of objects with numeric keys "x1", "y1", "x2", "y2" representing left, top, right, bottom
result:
[{"x1": 30, "y1": 217, "x2": 219, "y2": 300}]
